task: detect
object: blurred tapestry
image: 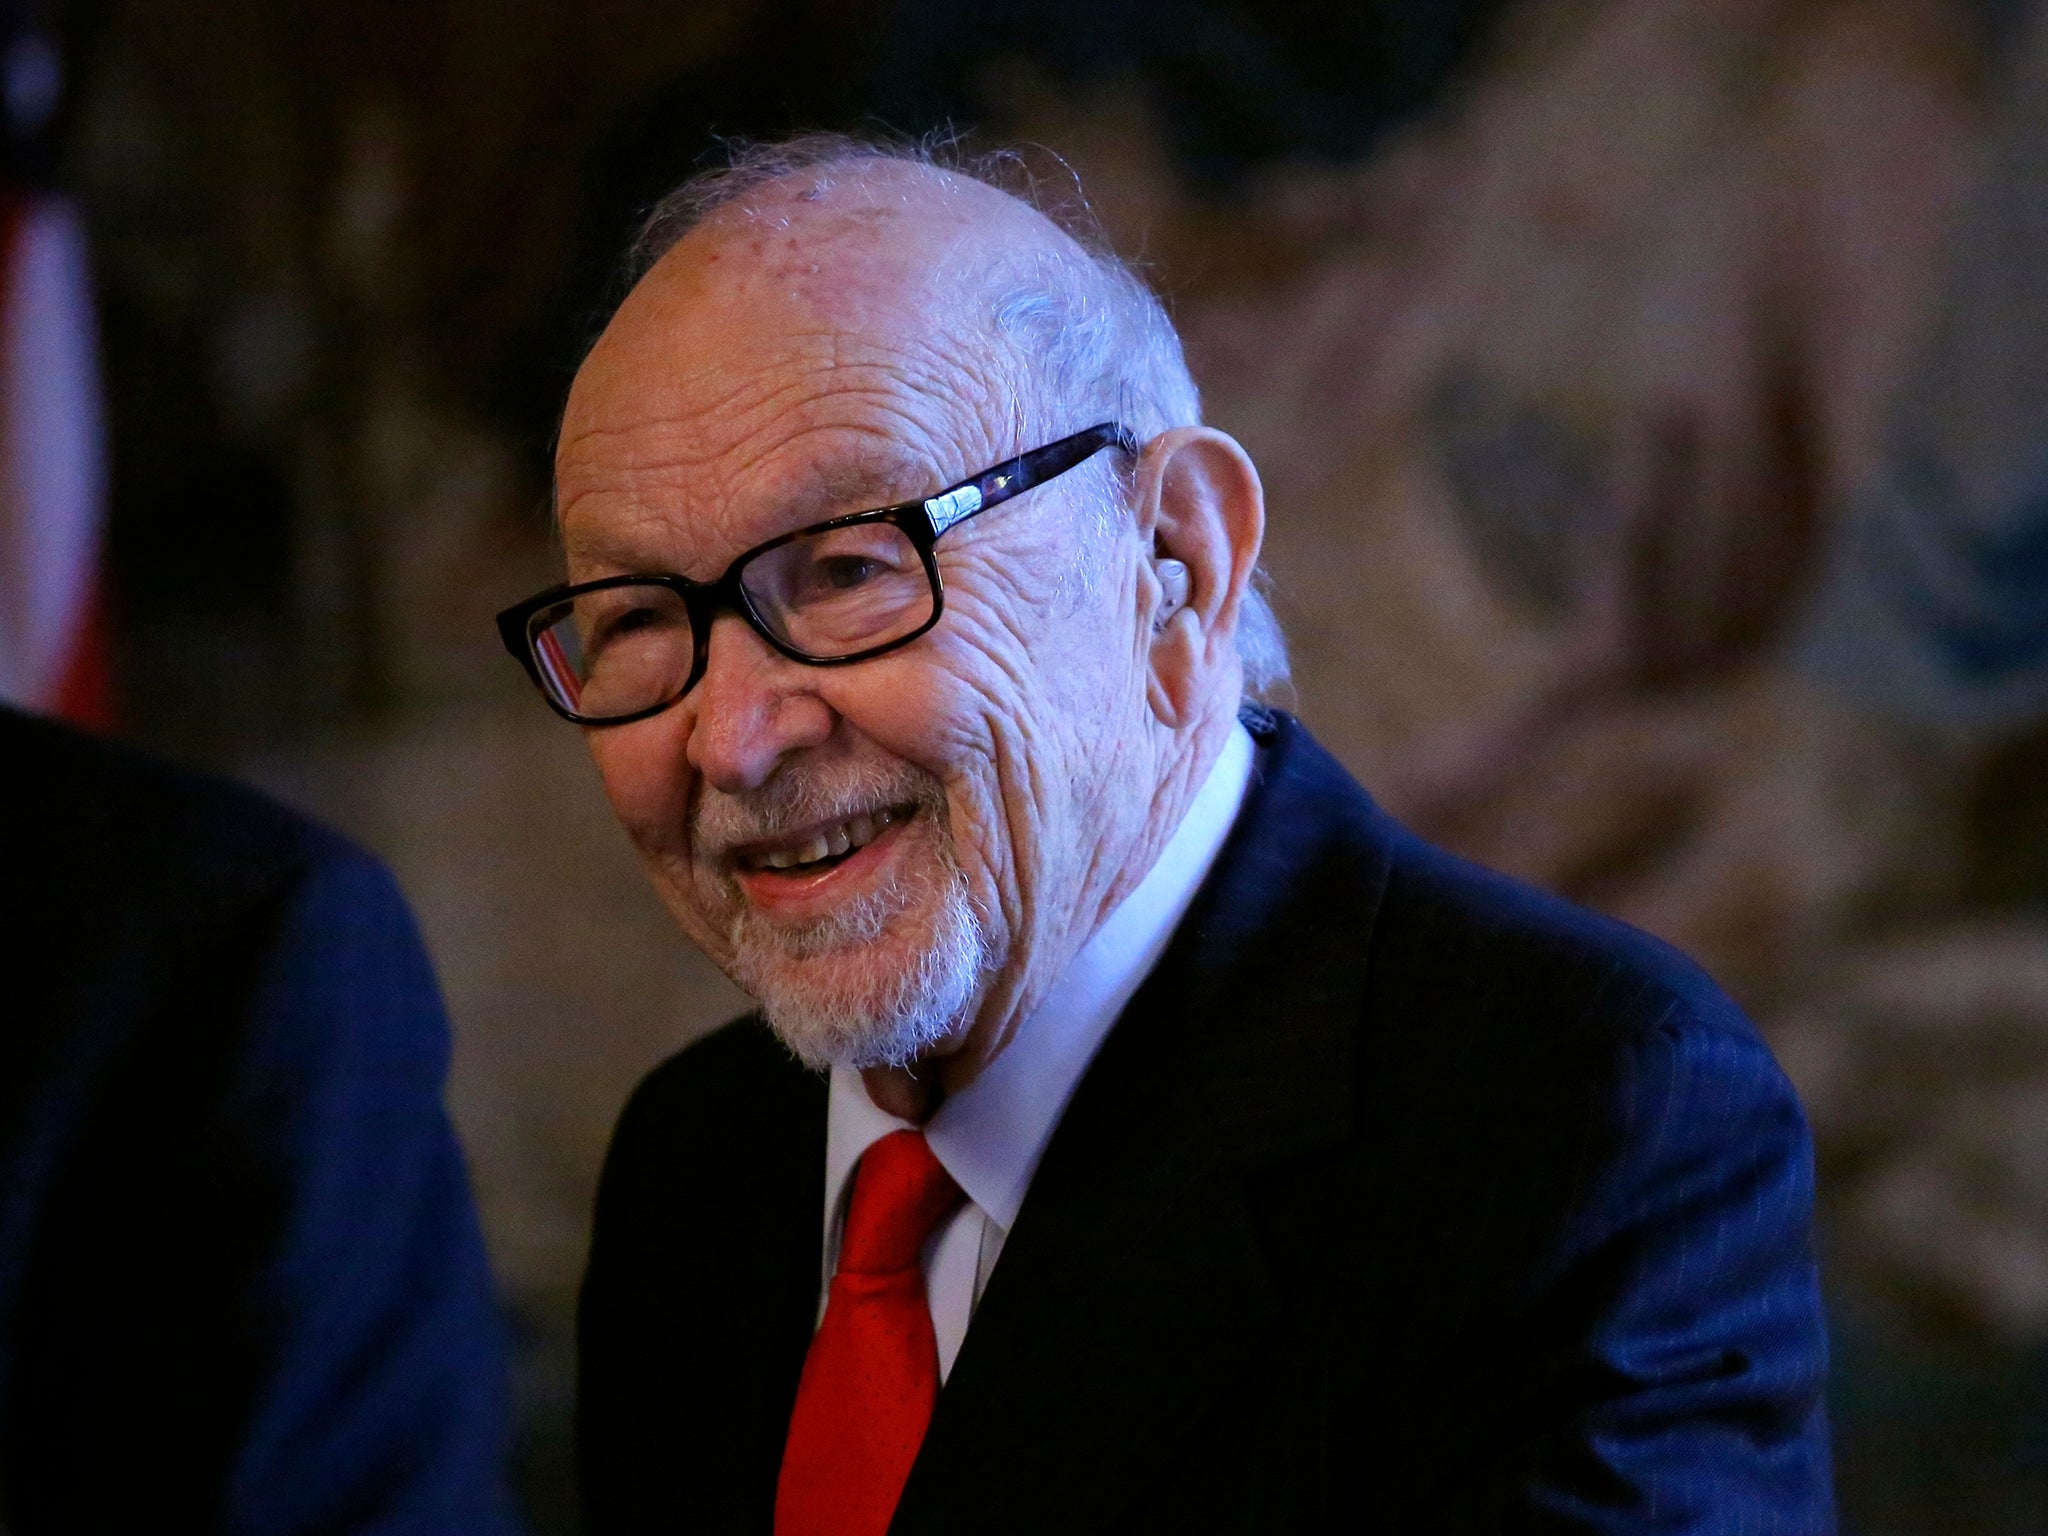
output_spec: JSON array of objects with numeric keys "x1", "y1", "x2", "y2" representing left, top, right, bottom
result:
[{"x1": 1164, "y1": 0, "x2": 2048, "y2": 1347}]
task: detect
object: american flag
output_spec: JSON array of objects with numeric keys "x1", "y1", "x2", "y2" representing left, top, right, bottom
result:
[{"x1": 0, "y1": 18, "x2": 109, "y2": 730}]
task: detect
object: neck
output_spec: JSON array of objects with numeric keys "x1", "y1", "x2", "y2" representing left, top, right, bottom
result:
[{"x1": 860, "y1": 701, "x2": 1239, "y2": 1123}]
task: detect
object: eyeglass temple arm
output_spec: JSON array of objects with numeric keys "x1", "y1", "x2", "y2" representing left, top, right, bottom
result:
[{"x1": 921, "y1": 423, "x2": 1140, "y2": 538}]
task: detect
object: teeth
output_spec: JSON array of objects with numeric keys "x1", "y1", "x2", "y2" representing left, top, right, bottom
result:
[{"x1": 751, "y1": 806, "x2": 909, "y2": 872}]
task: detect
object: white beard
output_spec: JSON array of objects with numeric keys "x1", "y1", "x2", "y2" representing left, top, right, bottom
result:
[
  {"x1": 731, "y1": 856, "x2": 989, "y2": 1070},
  {"x1": 700, "y1": 761, "x2": 995, "y2": 1071}
]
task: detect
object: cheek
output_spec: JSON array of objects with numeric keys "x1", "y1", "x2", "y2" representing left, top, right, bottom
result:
[
  {"x1": 815, "y1": 647, "x2": 1022, "y2": 879},
  {"x1": 824, "y1": 627, "x2": 1092, "y2": 920},
  {"x1": 587, "y1": 720, "x2": 739, "y2": 959},
  {"x1": 823, "y1": 650, "x2": 990, "y2": 763},
  {"x1": 587, "y1": 718, "x2": 695, "y2": 866}
]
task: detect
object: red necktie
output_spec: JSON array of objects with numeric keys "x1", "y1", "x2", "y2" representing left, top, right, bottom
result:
[{"x1": 776, "y1": 1129, "x2": 965, "y2": 1536}]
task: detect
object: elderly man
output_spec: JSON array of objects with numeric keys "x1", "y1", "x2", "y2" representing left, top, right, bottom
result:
[{"x1": 497, "y1": 136, "x2": 1832, "y2": 1534}]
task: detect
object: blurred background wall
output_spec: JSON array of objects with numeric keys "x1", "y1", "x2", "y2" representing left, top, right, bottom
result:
[{"x1": 5, "y1": 0, "x2": 2048, "y2": 1528}]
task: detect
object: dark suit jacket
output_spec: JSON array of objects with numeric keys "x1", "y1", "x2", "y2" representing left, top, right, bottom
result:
[
  {"x1": 0, "y1": 707, "x2": 519, "y2": 1534},
  {"x1": 579, "y1": 713, "x2": 1832, "y2": 1533}
]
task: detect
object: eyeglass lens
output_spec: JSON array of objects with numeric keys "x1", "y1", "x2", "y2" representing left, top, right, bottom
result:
[
  {"x1": 530, "y1": 583, "x2": 692, "y2": 720},
  {"x1": 529, "y1": 520, "x2": 935, "y2": 719},
  {"x1": 739, "y1": 521, "x2": 932, "y2": 655}
]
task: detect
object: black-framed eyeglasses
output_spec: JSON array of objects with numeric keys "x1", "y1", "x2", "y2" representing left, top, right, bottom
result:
[{"x1": 496, "y1": 421, "x2": 1139, "y2": 725}]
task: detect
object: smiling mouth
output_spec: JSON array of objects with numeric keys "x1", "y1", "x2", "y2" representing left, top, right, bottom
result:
[{"x1": 735, "y1": 804, "x2": 918, "y2": 877}]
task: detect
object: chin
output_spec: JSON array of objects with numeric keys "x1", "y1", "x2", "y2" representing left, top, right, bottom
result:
[{"x1": 731, "y1": 870, "x2": 993, "y2": 1072}]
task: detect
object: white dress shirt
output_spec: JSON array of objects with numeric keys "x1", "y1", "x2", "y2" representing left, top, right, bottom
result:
[{"x1": 820, "y1": 723, "x2": 1255, "y2": 1380}]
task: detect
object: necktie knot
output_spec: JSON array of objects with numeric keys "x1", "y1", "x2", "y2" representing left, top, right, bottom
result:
[{"x1": 837, "y1": 1129, "x2": 963, "y2": 1276}]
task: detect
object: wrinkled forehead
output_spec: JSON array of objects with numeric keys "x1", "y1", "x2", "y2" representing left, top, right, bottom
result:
[{"x1": 555, "y1": 166, "x2": 1073, "y2": 573}]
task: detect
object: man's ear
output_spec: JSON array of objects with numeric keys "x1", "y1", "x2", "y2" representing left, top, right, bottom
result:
[{"x1": 1130, "y1": 427, "x2": 1266, "y2": 729}]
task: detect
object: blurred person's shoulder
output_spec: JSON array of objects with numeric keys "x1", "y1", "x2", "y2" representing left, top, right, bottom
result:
[
  {"x1": 0, "y1": 703, "x2": 433, "y2": 1036},
  {"x1": 0, "y1": 709, "x2": 520, "y2": 1534},
  {"x1": 2, "y1": 702, "x2": 373, "y2": 908}
]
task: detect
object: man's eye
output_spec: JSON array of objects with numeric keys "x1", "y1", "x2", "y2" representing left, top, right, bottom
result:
[
  {"x1": 816, "y1": 555, "x2": 881, "y2": 591},
  {"x1": 586, "y1": 602, "x2": 682, "y2": 654},
  {"x1": 607, "y1": 605, "x2": 663, "y2": 634}
]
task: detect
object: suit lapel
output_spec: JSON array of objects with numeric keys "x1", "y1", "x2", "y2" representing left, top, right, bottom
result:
[
  {"x1": 893, "y1": 715, "x2": 1398, "y2": 1534},
  {"x1": 677, "y1": 1047, "x2": 827, "y2": 1530},
  {"x1": 578, "y1": 1021, "x2": 827, "y2": 1532}
]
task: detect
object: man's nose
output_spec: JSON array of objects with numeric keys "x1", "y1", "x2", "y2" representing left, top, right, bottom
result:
[{"x1": 683, "y1": 614, "x2": 833, "y2": 793}]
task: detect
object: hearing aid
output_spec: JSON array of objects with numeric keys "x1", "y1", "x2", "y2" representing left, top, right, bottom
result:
[{"x1": 1152, "y1": 559, "x2": 1191, "y2": 630}]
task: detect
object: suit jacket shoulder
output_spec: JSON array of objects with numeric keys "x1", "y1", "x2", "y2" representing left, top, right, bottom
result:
[
  {"x1": 1361, "y1": 798, "x2": 1807, "y2": 1308},
  {"x1": 1375, "y1": 797, "x2": 1755, "y2": 1052},
  {"x1": 7, "y1": 697, "x2": 354, "y2": 904},
  {"x1": 1345, "y1": 816, "x2": 1830, "y2": 1530}
]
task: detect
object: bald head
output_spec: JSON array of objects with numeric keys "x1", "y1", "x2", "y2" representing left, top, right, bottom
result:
[
  {"x1": 571, "y1": 159, "x2": 1095, "y2": 479},
  {"x1": 621, "y1": 143, "x2": 1210, "y2": 445},
  {"x1": 660, "y1": 154, "x2": 1082, "y2": 320}
]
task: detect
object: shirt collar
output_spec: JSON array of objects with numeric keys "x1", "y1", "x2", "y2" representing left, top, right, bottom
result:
[{"x1": 825, "y1": 723, "x2": 1256, "y2": 1237}]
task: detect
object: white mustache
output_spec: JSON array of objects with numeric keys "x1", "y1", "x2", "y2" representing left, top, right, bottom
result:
[{"x1": 691, "y1": 759, "x2": 947, "y2": 864}]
